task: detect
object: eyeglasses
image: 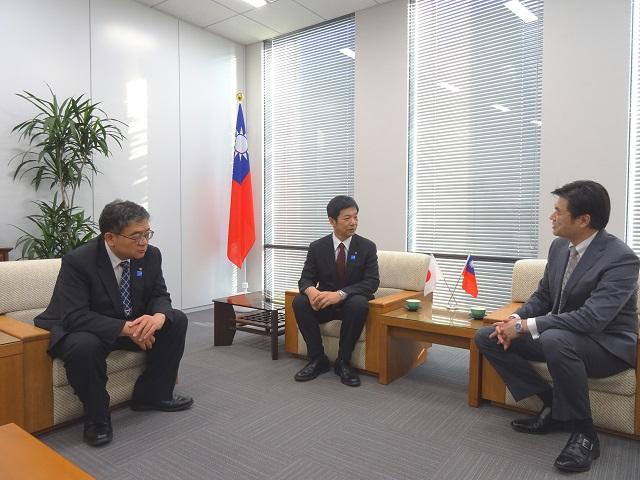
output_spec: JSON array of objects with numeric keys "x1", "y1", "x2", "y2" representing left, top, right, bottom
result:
[{"x1": 115, "y1": 230, "x2": 154, "y2": 244}]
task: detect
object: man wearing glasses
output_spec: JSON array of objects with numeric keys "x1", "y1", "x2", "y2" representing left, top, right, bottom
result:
[{"x1": 35, "y1": 200, "x2": 193, "y2": 447}]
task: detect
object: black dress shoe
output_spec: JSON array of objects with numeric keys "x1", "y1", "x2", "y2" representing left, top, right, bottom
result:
[
  {"x1": 131, "y1": 394, "x2": 194, "y2": 412},
  {"x1": 554, "y1": 432, "x2": 600, "y2": 472},
  {"x1": 334, "y1": 359, "x2": 360, "y2": 387},
  {"x1": 83, "y1": 419, "x2": 113, "y2": 447},
  {"x1": 294, "y1": 356, "x2": 330, "y2": 382},
  {"x1": 511, "y1": 406, "x2": 561, "y2": 434}
]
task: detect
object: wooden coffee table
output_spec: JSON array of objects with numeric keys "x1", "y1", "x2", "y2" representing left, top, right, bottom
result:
[
  {"x1": 0, "y1": 423, "x2": 93, "y2": 479},
  {"x1": 213, "y1": 291, "x2": 285, "y2": 360},
  {"x1": 378, "y1": 307, "x2": 485, "y2": 407}
]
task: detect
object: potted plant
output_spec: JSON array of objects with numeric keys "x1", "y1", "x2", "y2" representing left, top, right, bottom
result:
[{"x1": 10, "y1": 88, "x2": 126, "y2": 258}]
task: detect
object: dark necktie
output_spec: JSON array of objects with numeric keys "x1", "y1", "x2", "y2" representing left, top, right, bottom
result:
[
  {"x1": 559, "y1": 246, "x2": 579, "y2": 308},
  {"x1": 336, "y1": 243, "x2": 346, "y2": 287},
  {"x1": 119, "y1": 261, "x2": 132, "y2": 318}
]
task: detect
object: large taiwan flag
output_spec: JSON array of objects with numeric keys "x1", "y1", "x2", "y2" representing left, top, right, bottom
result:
[{"x1": 227, "y1": 103, "x2": 255, "y2": 268}]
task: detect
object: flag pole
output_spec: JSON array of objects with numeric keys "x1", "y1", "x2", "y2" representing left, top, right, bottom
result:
[
  {"x1": 446, "y1": 254, "x2": 471, "y2": 310},
  {"x1": 446, "y1": 271, "x2": 463, "y2": 310}
]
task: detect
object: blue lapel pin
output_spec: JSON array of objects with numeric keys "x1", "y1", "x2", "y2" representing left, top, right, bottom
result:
[{"x1": 136, "y1": 268, "x2": 143, "y2": 278}]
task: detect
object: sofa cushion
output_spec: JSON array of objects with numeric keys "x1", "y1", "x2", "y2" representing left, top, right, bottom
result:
[
  {"x1": 511, "y1": 259, "x2": 547, "y2": 303},
  {"x1": 6, "y1": 308, "x2": 44, "y2": 326},
  {"x1": 505, "y1": 386, "x2": 635, "y2": 434},
  {"x1": 297, "y1": 332, "x2": 366, "y2": 370},
  {"x1": 378, "y1": 250, "x2": 429, "y2": 291},
  {"x1": 0, "y1": 259, "x2": 60, "y2": 314},
  {"x1": 52, "y1": 350, "x2": 146, "y2": 387},
  {"x1": 526, "y1": 361, "x2": 636, "y2": 396},
  {"x1": 318, "y1": 320, "x2": 366, "y2": 341},
  {"x1": 375, "y1": 287, "x2": 404, "y2": 298}
]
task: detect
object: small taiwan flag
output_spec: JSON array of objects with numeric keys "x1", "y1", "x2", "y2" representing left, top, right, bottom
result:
[{"x1": 462, "y1": 255, "x2": 478, "y2": 298}]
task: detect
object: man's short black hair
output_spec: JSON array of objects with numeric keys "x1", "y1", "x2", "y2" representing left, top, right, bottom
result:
[
  {"x1": 552, "y1": 180, "x2": 610, "y2": 230},
  {"x1": 327, "y1": 195, "x2": 359, "y2": 220},
  {"x1": 99, "y1": 200, "x2": 150, "y2": 234}
]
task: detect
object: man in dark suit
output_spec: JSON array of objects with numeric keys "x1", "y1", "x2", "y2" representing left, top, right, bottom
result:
[
  {"x1": 292, "y1": 195, "x2": 379, "y2": 387},
  {"x1": 475, "y1": 180, "x2": 639, "y2": 473},
  {"x1": 35, "y1": 200, "x2": 193, "y2": 447}
]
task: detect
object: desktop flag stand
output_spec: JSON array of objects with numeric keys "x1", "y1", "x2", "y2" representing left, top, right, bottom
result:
[
  {"x1": 442, "y1": 255, "x2": 479, "y2": 310},
  {"x1": 227, "y1": 92, "x2": 255, "y2": 292}
]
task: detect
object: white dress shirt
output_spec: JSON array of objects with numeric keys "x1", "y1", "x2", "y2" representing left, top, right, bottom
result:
[
  {"x1": 105, "y1": 242, "x2": 129, "y2": 286},
  {"x1": 332, "y1": 233, "x2": 352, "y2": 262}
]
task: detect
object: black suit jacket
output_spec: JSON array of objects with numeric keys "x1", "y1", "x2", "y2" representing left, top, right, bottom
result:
[
  {"x1": 517, "y1": 230, "x2": 639, "y2": 366},
  {"x1": 35, "y1": 236, "x2": 175, "y2": 352},
  {"x1": 298, "y1": 233, "x2": 379, "y2": 299}
]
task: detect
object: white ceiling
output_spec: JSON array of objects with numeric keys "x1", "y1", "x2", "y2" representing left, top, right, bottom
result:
[{"x1": 133, "y1": 0, "x2": 394, "y2": 45}]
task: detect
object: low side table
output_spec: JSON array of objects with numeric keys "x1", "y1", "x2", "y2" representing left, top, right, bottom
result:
[
  {"x1": 379, "y1": 307, "x2": 485, "y2": 407},
  {"x1": 213, "y1": 291, "x2": 285, "y2": 360},
  {"x1": 0, "y1": 423, "x2": 94, "y2": 479}
]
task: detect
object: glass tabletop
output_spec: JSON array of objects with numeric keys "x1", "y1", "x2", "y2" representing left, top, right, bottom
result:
[
  {"x1": 212, "y1": 291, "x2": 284, "y2": 311},
  {"x1": 384, "y1": 306, "x2": 485, "y2": 330}
]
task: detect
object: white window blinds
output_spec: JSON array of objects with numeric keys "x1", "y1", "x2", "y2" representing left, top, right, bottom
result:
[
  {"x1": 264, "y1": 16, "x2": 356, "y2": 300},
  {"x1": 628, "y1": 2, "x2": 640, "y2": 252},
  {"x1": 409, "y1": 0, "x2": 544, "y2": 310}
]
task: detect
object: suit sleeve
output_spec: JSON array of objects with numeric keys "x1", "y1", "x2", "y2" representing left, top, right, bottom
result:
[
  {"x1": 145, "y1": 249, "x2": 174, "y2": 322},
  {"x1": 342, "y1": 242, "x2": 380, "y2": 298},
  {"x1": 298, "y1": 244, "x2": 319, "y2": 294},
  {"x1": 535, "y1": 251, "x2": 639, "y2": 334},
  {"x1": 516, "y1": 260, "x2": 553, "y2": 319},
  {"x1": 59, "y1": 255, "x2": 125, "y2": 344}
]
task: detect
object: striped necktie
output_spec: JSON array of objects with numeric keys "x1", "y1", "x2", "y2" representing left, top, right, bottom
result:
[
  {"x1": 559, "y1": 246, "x2": 579, "y2": 308},
  {"x1": 119, "y1": 260, "x2": 132, "y2": 318}
]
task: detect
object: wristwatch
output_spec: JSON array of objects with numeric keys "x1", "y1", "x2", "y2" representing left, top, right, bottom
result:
[
  {"x1": 515, "y1": 319, "x2": 524, "y2": 334},
  {"x1": 337, "y1": 290, "x2": 347, "y2": 300}
]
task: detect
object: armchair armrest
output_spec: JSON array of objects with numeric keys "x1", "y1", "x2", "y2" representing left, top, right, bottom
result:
[
  {"x1": 0, "y1": 315, "x2": 50, "y2": 342},
  {"x1": 369, "y1": 290, "x2": 425, "y2": 314},
  {"x1": 484, "y1": 303, "x2": 523, "y2": 324},
  {"x1": 0, "y1": 315, "x2": 53, "y2": 433}
]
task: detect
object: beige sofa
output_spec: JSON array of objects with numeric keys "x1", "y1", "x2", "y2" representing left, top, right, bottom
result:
[
  {"x1": 482, "y1": 258, "x2": 640, "y2": 437},
  {"x1": 0, "y1": 258, "x2": 145, "y2": 433},
  {"x1": 285, "y1": 250, "x2": 433, "y2": 375}
]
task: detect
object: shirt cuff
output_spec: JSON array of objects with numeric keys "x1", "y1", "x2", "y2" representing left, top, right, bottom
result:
[{"x1": 527, "y1": 317, "x2": 539, "y2": 339}]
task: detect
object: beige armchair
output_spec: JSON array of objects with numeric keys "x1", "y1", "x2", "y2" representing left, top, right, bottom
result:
[
  {"x1": 0, "y1": 259, "x2": 145, "y2": 433},
  {"x1": 285, "y1": 250, "x2": 432, "y2": 375},
  {"x1": 482, "y1": 259, "x2": 640, "y2": 438}
]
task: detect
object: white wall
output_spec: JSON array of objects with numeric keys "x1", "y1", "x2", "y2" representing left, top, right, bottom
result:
[
  {"x1": 244, "y1": 42, "x2": 265, "y2": 293},
  {"x1": 354, "y1": 0, "x2": 408, "y2": 251},
  {"x1": 0, "y1": 0, "x2": 91, "y2": 253},
  {"x1": 179, "y1": 22, "x2": 245, "y2": 306},
  {"x1": 0, "y1": 0, "x2": 245, "y2": 309},
  {"x1": 91, "y1": 0, "x2": 182, "y2": 304},
  {"x1": 538, "y1": 0, "x2": 632, "y2": 254}
]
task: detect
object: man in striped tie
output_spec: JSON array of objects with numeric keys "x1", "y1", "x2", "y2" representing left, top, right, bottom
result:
[
  {"x1": 293, "y1": 196, "x2": 379, "y2": 387},
  {"x1": 36, "y1": 200, "x2": 193, "y2": 447},
  {"x1": 475, "y1": 181, "x2": 639, "y2": 473}
]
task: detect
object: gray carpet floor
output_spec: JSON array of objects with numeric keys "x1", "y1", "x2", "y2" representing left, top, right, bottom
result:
[{"x1": 39, "y1": 309, "x2": 640, "y2": 479}]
